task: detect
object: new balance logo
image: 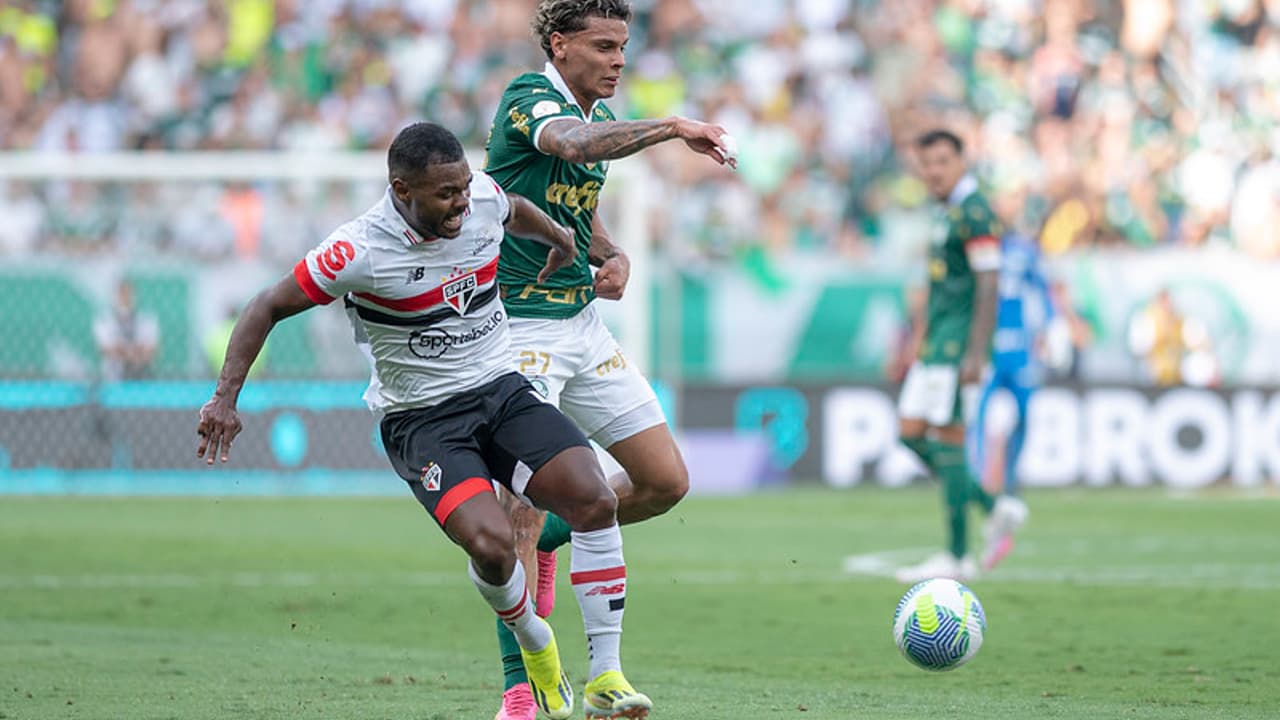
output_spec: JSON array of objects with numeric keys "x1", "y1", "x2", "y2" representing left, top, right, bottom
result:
[
  {"x1": 406, "y1": 266, "x2": 425, "y2": 283},
  {"x1": 584, "y1": 583, "x2": 625, "y2": 597}
]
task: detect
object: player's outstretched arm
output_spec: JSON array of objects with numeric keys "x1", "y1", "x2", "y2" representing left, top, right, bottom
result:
[
  {"x1": 588, "y1": 212, "x2": 628, "y2": 301},
  {"x1": 539, "y1": 115, "x2": 735, "y2": 167},
  {"x1": 197, "y1": 275, "x2": 316, "y2": 465},
  {"x1": 505, "y1": 193, "x2": 579, "y2": 283}
]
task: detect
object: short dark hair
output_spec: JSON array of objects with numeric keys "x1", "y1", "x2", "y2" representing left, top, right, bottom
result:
[
  {"x1": 533, "y1": 0, "x2": 633, "y2": 60},
  {"x1": 916, "y1": 129, "x2": 964, "y2": 154},
  {"x1": 387, "y1": 122, "x2": 465, "y2": 183}
]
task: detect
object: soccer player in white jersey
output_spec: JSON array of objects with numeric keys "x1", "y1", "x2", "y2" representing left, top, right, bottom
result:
[
  {"x1": 482, "y1": 1, "x2": 736, "y2": 718},
  {"x1": 196, "y1": 122, "x2": 642, "y2": 720}
]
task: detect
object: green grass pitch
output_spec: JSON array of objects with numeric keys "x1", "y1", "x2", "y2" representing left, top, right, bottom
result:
[{"x1": 2, "y1": 487, "x2": 1277, "y2": 719}]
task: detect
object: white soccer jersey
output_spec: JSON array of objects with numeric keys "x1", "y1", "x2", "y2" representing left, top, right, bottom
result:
[{"x1": 293, "y1": 172, "x2": 513, "y2": 414}]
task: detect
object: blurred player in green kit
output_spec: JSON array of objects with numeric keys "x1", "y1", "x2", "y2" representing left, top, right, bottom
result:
[{"x1": 893, "y1": 129, "x2": 1004, "y2": 584}]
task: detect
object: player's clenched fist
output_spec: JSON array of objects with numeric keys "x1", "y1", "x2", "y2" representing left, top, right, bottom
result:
[
  {"x1": 196, "y1": 396, "x2": 242, "y2": 465},
  {"x1": 593, "y1": 252, "x2": 630, "y2": 300}
]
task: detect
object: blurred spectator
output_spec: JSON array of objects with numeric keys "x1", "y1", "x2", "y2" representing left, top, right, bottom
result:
[
  {"x1": 1230, "y1": 145, "x2": 1280, "y2": 257},
  {"x1": 219, "y1": 181, "x2": 264, "y2": 259},
  {"x1": 1180, "y1": 313, "x2": 1222, "y2": 388},
  {"x1": 1127, "y1": 288, "x2": 1186, "y2": 386},
  {"x1": 93, "y1": 278, "x2": 159, "y2": 381},
  {"x1": 0, "y1": 0, "x2": 1278, "y2": 263},
  {"x1": 0, "y1": 181, "x2": 43, "y2": 255},
  {"x1": 1043, "y1": 278, "x2": 1093, "y2": 381},
  {"x1": 45, "y1": 180, "x2": 116, "y2": 253}
]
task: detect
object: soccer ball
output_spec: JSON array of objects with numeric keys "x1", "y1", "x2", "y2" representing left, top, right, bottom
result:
[{"x1": 892, "y1": 578, "x2": 986, "y2": 671}]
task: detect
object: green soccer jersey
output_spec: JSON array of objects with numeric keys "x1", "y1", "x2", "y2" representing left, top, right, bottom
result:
[
  {"x1": 484, "y1": 68, "x2": 616, "y2": 319},
  {"x1": 920, "y1": 178, "x2": 1002, "y2": 365}
]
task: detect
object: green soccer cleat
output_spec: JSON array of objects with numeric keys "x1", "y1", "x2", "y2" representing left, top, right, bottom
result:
[
  {"x1": 520, "y1": 626, "x2": 573, "y2": 720},
  {"x1": 583, "y1": 670, "x2": 652, "y2": 719}
]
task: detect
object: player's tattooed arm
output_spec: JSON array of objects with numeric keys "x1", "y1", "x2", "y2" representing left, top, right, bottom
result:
[
  {"x1": 538, "y1": 116, "x2": 733, "y2": 166},
  {"x1": 197, "y1": 276, "x2": 314, "y2": 464},
  {"x1": 539, "y1": 117, "x2": 675, "y2": 163},
  {"x1": 505, "y1": 193, "x2": 577, "y2": 283},
  {"x1": 589, "y1": 213, "x2": 629, "y2": 300},
  {"x1": 961, "y1": 270, "x2": 999, "y2": 384}
]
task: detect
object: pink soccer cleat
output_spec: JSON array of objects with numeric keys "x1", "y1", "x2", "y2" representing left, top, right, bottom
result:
[
  {"x1": 494, "y1": 682, "x2": 538, "y2": 720},
  {"x1": 981, "y1": 496, "x2": 1029, "y2": 571},
  {"x1": 535, "y1": 549, "x2": 558, "y2": 618}
]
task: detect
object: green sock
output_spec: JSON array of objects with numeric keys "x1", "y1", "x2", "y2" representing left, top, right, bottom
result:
[
  {"x1": 537, "y1": 512, "x2": 573, "y2": 553},
  {"x1": 929, "y1": 440, "x2": 971, "y2": 559},
  {"x1": 496, "y1": 615, "x2": 527, "y2": 690},
  {"x1": 901, "y1": 435, "x2": 932, "y2": 470}
]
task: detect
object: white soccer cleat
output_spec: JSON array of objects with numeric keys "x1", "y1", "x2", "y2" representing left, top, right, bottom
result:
[
  {"x1": 981, "y1": 496, "x2": 1029, "y2": 571},
  {"x1": 894, "y1": 552, "x2": 977, "y2": 584}
]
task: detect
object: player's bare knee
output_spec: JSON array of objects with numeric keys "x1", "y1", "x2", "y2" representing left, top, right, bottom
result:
[
  {"x1": 562, "y1": 482, "x2": 618, "y2": 532},
  {"x1": 644, "y1": 465, "x2": 689, "y2": 516},
  {"x1": 461, "y1": 524, "x2": 516, "y2": 580}
]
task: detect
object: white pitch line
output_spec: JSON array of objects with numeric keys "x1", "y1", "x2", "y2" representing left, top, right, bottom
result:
[
  {"x1": 841, "y1": 548, "x2": 1280, "y2": 589},
  {"x1": 841, "y1": 547, "x2": 936, "y2": 576}
]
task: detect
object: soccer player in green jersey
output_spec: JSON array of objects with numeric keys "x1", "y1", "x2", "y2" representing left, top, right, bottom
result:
[
  {"x1": 483, "y1": 1, "x2": 735, "y2": 718},
  {"x1": 893, "y1": 129, "x2": 1009, "y2": 585}
]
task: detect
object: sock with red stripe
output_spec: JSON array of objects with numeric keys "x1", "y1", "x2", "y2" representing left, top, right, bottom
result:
[
  {"x1": 469, "y1": 559, "x2": 551, "y2": 653},
  {"x1": 570, "y1": 526, "x2": 626, "y2": 678}
]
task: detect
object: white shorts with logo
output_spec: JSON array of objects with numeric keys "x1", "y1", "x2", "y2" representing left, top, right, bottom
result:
[
  {"x1": 508, "y1": 303, "x2": 666, "y2": 448},
  {"x1": 897, "y1": 362, "x2": 968, "y2": 427}
]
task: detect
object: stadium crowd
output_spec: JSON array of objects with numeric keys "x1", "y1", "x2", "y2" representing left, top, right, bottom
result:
[{"x1": 0, "y1": 0, "x2": 1278, "y2": 262}]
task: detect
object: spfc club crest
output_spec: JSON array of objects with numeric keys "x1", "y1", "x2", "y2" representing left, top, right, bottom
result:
[
  {"x1": 443, "y1": 272, "x2": 478, "y2": 315},
  {"x1": 419, "y1": 462, "x2": 442, "y2": 491}
]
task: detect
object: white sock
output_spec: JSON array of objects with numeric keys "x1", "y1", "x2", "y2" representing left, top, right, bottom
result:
[
  {"x1": 570, "y1": 526, "x2": 625, "y2": 678},
  {"x1": 469, "y1": 559, "x2": 551, "y2": 652}
]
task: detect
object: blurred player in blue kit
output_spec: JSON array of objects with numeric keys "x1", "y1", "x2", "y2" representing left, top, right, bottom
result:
[{"x1": 972, "y1": 230, "x2": 1052, "y2": 571}]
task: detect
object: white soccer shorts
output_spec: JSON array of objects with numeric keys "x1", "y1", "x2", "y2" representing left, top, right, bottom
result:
[
  {"x1": 508, "y1": 303, "x2": 666, "y2": 448},
  {"x1": 897, "y1": 362, "x2": 965, "y2": 427}
]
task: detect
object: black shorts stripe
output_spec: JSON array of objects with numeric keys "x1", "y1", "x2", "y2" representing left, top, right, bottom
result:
[{"x1": 346, "y1": 283, "x2": 499, "y2": 328}]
